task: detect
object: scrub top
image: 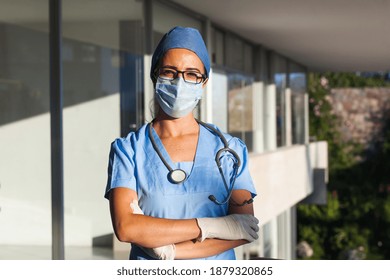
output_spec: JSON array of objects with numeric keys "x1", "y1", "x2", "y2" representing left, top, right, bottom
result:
[{"x1": 105, "y1": 122, "x2": 257, "y2": 260}]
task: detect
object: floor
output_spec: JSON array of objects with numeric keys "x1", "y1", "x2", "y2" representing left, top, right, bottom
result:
[{"x1": 0, "y1": 245, "x2": 129, "y2": 260}]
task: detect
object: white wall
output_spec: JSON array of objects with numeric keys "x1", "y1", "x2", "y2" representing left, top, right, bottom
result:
[
  {"x1": 0, "y1": 112, "x2": 51, "y2": 245},
  {"x1": 249, "y1": 141, "x2": 328, "y2": 225},
  {"x1": 63, "y1": 94, "x2": 120, "y2": 246},
  {"x1": 0, "y1": 94, "x2": 120, "y2": 246}
]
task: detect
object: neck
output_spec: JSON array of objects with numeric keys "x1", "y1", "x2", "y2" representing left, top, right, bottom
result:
[{"x1": 153, "y1": 111, "x2": 198, "y2": 138}]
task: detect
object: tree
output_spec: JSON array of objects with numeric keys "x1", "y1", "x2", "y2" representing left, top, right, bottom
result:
[{"x1": 297, "y1": 72, "x2": 390, "y2": 259}]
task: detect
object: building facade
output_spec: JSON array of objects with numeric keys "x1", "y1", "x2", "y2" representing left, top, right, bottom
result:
[{"x1": 0, "y1": 0, "x2": 327, "y2": 260}]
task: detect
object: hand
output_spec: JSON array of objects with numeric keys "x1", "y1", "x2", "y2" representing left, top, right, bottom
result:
[
  {"x1": 130, "y1": 200, "x2": 176, "y2": 260},
  {"x1": 139, "y1": 244, "x2": 176, "y2": 260},
  {"x1": 196, "y1": 214, "x2": 259, "y2": 242}
]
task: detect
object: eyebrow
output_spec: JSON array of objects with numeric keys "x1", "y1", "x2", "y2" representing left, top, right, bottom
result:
[{"x1": 161, "y1": 65, "x2": 202, "y2": 73}]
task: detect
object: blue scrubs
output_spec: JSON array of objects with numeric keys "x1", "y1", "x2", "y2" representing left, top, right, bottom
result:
[{"x1": 105, "y1": 122, "x2": 256, "y2": 260}]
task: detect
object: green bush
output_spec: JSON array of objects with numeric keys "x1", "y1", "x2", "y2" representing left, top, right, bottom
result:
[{"x1": 297, "y1": 72, "x2": 390, "y2": 260}]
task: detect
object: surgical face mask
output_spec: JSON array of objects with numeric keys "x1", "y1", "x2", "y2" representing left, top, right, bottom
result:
[{"x1": 155, "y1": 77, "x2": 203, "y2": 118}]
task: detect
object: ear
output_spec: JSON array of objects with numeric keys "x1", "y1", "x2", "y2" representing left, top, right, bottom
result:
[{"x1": 202, "y1": 78, "x2": 209, "y2": 89}]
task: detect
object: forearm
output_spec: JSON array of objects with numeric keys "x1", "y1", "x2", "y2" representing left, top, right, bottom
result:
[
  {"x1": 174, "y1": 239, "x2": 247, "y2": 259},
  {"x1": 115, "y1": 214, "x2": 200, "y2": 248},
  {"x1": 110, "y1": 188, "x2": 201, "y2": 248},
  {"x1": 110, "y1": 188, "x2": 257, "y2": 251}
]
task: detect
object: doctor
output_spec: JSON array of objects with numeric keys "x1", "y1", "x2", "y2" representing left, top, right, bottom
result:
[{"x1": 105, "y1": 26, "x2": 259, "y2": 260}]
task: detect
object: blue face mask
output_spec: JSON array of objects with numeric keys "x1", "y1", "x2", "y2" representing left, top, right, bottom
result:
[{"x1": 155, "y1": 77, "x2": 203, "y2": 118}]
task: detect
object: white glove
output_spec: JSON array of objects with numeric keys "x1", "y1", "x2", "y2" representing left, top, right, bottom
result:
[
  {"x1": 130, "y1": 200, "x2": 176, "y2": 260},
  {"x1": 196, "y1": 214, "x2": 259, "y2": 242},
  {"x1": 130, "y1": 200, "x2": 144, "y2": 215},
  {"x1": 139, "y1": 243, "x2": 176, "y2": 260}
]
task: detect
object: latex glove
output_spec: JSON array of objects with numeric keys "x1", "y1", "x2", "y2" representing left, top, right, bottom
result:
[
  {"x1": 130, "y1": 200, "x2": 144, "y2": 215},
  {"x1": 130, "y1": 200, "x2": 176, "y2": 260},
  {"x1": 196, "y1": 214, "x2": 259, "y2": 242},
  {"x1": 139, "y1": 243, "x2": 176, "y2": 260}
]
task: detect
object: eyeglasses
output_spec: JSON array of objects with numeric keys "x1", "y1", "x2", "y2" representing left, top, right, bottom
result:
[{"x1": 157, "y1": 67, "x2": 207, "y2": 84}]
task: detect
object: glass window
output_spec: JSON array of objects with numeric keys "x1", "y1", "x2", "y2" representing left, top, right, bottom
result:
[
  {"x1": 152, "y1": 1, "x2": 203, "y2": 49},
  {"x1": 289, "y1": 62, "x2": 307, "y2": 145},
  {"x1": 228, "y1": 73, "x2": 255, "y2": 151},
  {"x1": 62, "y1": 0, "x2": 144, "y2": 259},
  {"x1": 272, "y1": 54, "x2": 287, "y2": 147},
  {"x1": 243, "y1": 43, "x2": 253, "y2": 74},
  {"x1": 211, "y1": 69, "x2": 254, "y2": 151},
  {"x1": 210, "y1": 27, "x2": 257, "y2": 150},
  {"x1": 225, "y1": 34, "x2": 244, "y2": 71},
  {"x1": 211, "y1": 71, "x2": 228, "y2": 132},
  {"x1": 212, "y1": 28, "x2": 224, "y2": 65},
  {"x1": 0, "y1": 0, "x2": 51, "y2": 259},
  {"x1": 151, "y1": 1, "x2": 204, "y2": 118},
  {"x1": 222, "y1": 33, "x2": 254, "y2": 75}
]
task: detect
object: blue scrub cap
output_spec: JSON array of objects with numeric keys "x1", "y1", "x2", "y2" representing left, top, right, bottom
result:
[{"x1": 150, "y1": 26, "x2": 210, "y2": 82}]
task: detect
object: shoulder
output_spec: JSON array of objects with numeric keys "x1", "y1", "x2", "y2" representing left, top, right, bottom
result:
[
  {"x1": 110, "y1": 123, "x2": 149, "y2": 152},
  {"x1": 200, "y1": 121, "x2": 247, "y2": 151},
  {"x1": 227, "y1": 136, "x2": 248, "y2": 151}
]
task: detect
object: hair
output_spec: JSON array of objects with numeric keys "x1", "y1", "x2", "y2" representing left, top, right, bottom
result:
[{"x1": 151, "y1": 58, "x2": 162, "y2": 85}]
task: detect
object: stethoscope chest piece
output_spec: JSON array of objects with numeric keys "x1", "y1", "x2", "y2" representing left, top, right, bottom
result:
[
  {"x1": 149, "y1": 120, "x2": 244, "y2": 204},
  {"x1": 169, "y1": 169, "x2": 187, "y2": 184}
]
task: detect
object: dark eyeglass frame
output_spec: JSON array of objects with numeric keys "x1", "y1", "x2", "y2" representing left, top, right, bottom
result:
[{"x1": 155, "y1": 67, "x2": 207, "y2": 84}]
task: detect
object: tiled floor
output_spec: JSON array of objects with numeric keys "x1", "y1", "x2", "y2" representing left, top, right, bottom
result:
[{"x1": 0, "y1": 245, "x2": 128, "y2": 260}]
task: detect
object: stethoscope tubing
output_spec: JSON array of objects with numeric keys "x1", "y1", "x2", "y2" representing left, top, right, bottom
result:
[{"x1": 148, "y1": 119, "x2": 241, "y2": 205}]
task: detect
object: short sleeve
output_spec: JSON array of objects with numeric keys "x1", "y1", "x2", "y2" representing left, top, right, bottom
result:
[
  {"x1": 228, "y1": 137, "x2": 257, "y2": 198},
  {"x1": 104, "y1": 137, "x2": 137, "y2": 199}
]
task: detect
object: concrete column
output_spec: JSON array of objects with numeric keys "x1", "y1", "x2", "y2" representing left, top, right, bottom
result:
[
  {"x1": 239, "y1": 81, "x2": 265, "y2": 259},
  {"x1": 290, "y1": 205, "x2": 297, "y2": 259},
  {"x1": 202, "y1": 69, "x2": 213, "y2": 123},
  {"x1": 264, "y1": 84, "x2": 277, "y2": 151},
  {"x1": 270, "y1": 218, "x2": 278, "y2": 259},
  {"x1": 285, "y1": 88, "x2": 292, "y2": 146},
  {"x1": 252, "y1": 82, "x2": 265, "y2": 153},
  {"x1": 234, "y1": 245, "x2": 244, "y2": 260},
  {"x1": 277, "y1": 210, "x2": 292, "y2": 259},
  {"x1": 257, "y1": 226, "x2": 265, "y2": 258},
  {"x1": 304, "y1": 93, "x2": 309, "y2": 144},
  {"x1": 143, "y1": 55, "x2": 154, "y2": 122}
]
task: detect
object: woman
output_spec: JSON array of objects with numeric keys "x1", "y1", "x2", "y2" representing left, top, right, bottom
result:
[{"x1": 105, "y1": 26, "x2": 259, "y2": 260}]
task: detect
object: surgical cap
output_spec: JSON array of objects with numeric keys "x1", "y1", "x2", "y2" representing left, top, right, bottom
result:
[{"x1": 150, "y1": 26, "x2": 210, "y2": 81}]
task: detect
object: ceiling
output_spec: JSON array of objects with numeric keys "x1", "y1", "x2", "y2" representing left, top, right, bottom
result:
[{"x1": 171, "y1": 0, "x2": 390, "y2": 72}]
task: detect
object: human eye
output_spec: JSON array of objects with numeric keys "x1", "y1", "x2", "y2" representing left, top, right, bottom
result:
[
  {"x1": 184, "y1": 71, "x2": 202, "y2": 83},
  {"x1": 159, "y1": 68, "x2": 177, "y2": 79}
]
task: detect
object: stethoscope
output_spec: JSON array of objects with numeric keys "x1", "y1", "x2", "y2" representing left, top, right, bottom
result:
[{"x1": 148, "y1": 119, "x2": 242, "y2": 205}]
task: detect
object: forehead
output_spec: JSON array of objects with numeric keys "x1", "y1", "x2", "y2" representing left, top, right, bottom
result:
[{"x1": 161, "y1": 48, "x2": 204, "y2": 71}]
